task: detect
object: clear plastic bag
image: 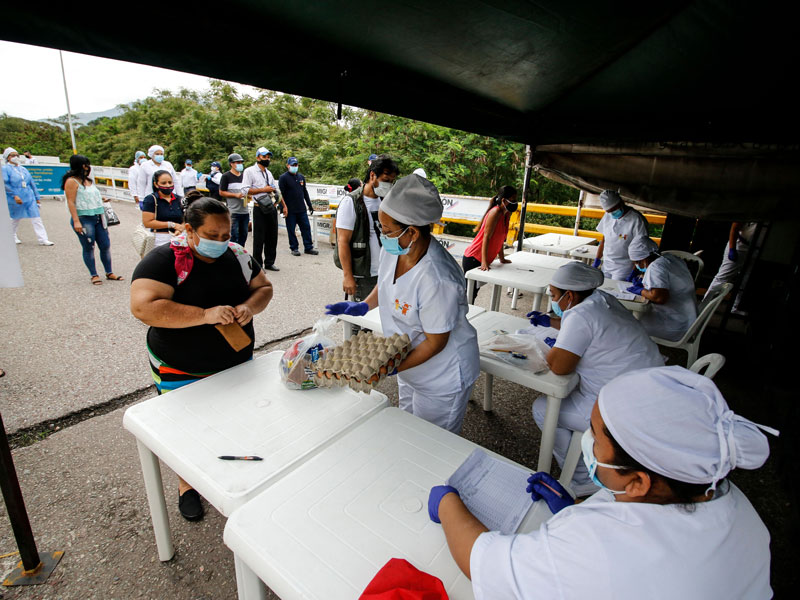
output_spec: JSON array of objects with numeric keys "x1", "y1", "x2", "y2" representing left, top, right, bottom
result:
[
  {"x1": 279, "y1": 316, "x2": 338, "y2": 389},
  {"x1": 479, "y1": 333, "x2": 550, "y2": 373}
]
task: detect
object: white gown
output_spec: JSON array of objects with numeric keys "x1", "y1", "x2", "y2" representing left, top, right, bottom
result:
[
  {"x1": 639, "y1": 254, "x2": 698, "y2": 341},
  {"x1": 470, "y1": 481, "x2": 772, "y2": 600},
  {"x1": 596, "y1": 208, "x2": 649, "y2": 280},
  {"x1": 377, "y1": 240, "x2": 480, "y2": 433}
]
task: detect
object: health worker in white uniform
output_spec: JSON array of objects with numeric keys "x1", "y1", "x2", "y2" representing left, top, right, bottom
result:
[
  {"x1": 136, "y1": 144, "x2": 183, "y2": 200},
  {"x1": 594, "y1": 190, "x2": 649, "y2": 280},
  {"x1": 428, "y1": 366, "x2": 776, "y2": 600},
  {"x1": 626, "y1": 235, "x2": 698, "y2": 341},
  {"x1": 128, "y1": 150, "x2": 146, "y2": 208},
  {"x1": 526, "y1": 261, "x2": 663, "y2": 495},
  {"x1": 325, "y1": 174, "x2": 480, "y2": 433}
]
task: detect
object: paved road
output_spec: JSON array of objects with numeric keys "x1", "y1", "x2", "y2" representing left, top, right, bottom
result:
[{"x1": 1, "y1": 198, "x2": 341, "y2": 433}]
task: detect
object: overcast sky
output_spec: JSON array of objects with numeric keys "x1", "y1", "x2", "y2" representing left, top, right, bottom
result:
[{"x1": 0, "y1": 41, "x2": 258, "y2": 121}]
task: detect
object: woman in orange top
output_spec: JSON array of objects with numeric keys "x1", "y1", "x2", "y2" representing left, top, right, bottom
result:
[{"x1": 462, "y1": 186, "x2": 518, "y2": 302}]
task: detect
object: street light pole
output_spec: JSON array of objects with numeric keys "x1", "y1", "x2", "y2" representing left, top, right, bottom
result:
[{"x1": 59, "y1": 50, "x2": 77, "y2": 155}]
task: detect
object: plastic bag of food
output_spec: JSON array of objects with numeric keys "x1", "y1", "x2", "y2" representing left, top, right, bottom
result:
[
  {"x1": 479, "y1": 333, "x2": 550, "y2": 373},
  {"x1": 279, "y1": 316, "x2": 338, "y2": 389}
]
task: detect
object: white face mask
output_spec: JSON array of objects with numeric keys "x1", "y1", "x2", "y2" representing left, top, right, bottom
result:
[
  {"x1": 9, "y1": 156, "x2": 20, "y2": 165},
  {"x1": 374, "y1": 180, "x2": 393, "y2": 197}
]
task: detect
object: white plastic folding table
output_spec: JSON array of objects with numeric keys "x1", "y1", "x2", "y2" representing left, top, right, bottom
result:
[
  {"x1": 123, "y1": 352, "x2": 389, "y2": 561},
  {"x1": 569, "y1": 244, "x2": 599, "y2": 264},
  {"x1": 465, "y1": 251, "x2": 572, "y2": 311},
  {"x1": 521, "y1": 232, "x2": 596, "y2": 256},
  {"x1": 223, "y1": 408, "x2": 553, "y2": 600},
  {"x1": 470, "y1": 310, "x2": 578, "y2": 472},
  {"x1": 597, "y1": 278, "x2": 649, "y2": 316}
]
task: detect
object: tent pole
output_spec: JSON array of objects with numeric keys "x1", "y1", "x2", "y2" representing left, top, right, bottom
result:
[
  {"x1": 515, "y1": 145, "x2": 533, "y2": 252},
  {"x1": 574, "y1": 191, "x2": 584, "y2": 236}
]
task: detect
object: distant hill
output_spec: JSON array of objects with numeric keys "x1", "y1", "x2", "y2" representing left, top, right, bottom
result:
[{"x1": 38, "y1": 106, "x2": 126, "y2": 128}]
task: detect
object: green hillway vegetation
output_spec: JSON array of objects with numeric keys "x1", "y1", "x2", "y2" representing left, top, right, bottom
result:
[{"x1": 3, "y1": 80, "x2": 646, "y2": 237}]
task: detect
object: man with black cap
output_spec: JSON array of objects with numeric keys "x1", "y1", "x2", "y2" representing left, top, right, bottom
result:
[
  {"x1": 244, "y1": 147, "x2": 284, "y2": 271},
  {"x1": 278, "y1": 156, "x2": 317, "y2": 256},
  {"x1": 219, "y1": 152, "x2": 249, "y2": 245}
]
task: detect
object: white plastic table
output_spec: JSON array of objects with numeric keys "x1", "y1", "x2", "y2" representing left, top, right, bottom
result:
[
  {"x1": 470, "y1": 310, "x2": 578, "y2": 473},
  {"x1": 123, "y1": 352, "x2": 389, "y2": 561},
  {"x1": 597, "y1": 278, "x2": 649, "y2": 316},
  {"x1": 339, "y1": 304, "x2": 486, "y2": 339},
  {"x1": 466, "y1": 252, "x2": 574, "y2": 312},
  {"x1": 522, "y1": 233, "x2": 596, "y2": 256},
  {"x1": 223, "y1": 408, "x2": 552, "y2": 600},
  {"x1": 569, "y1": 244, "x2": 599, "y2": 264}
]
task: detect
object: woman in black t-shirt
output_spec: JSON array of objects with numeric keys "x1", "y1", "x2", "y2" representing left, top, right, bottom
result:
[
  {"x1": 131, "y1": 197, "x2": 273, "y2": 521},
  {"x1": 141, "y1": 170, "x2": 186, "y2": 247}
]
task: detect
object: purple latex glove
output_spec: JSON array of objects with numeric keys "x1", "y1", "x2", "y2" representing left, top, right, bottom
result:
[
  {"x1": 627, "y1": 283, "x2": 644, "y2": 295},
  {"x1": 592, "y1": 257, "x2": 602, "y2": 269},
  {"x1": 324, "y1": 301, "x2": 369, "y2": 316},
  {"x1": 544, "y1": 337, "x2": 556, "y2": 348},
  {"x1": 526, "y1": 472, "x2": 574, "y2": 514},
  {"x1": 428, "y1": 485, "x2": 459, "y2": 523},
  {"x1": 728, "y1": 247, "x2": 738, "y2": 262},
  {"x1": 526, "y1": 310, "x2": 551, "y2": 327}
]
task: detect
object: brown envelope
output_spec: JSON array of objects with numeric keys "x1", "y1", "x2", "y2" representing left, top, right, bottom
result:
[{"x1": 215, "y1": 322, "x2": 252, "y2": 352}]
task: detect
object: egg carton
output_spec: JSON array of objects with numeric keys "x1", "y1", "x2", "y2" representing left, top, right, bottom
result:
[{"x1": 313, "y1": 331, "x2": 411, "y2": 393}]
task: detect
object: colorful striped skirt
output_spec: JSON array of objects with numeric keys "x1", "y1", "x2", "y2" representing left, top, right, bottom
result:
[{"x1": 147, "y1": 346, "x2": 217, "y2": 394}]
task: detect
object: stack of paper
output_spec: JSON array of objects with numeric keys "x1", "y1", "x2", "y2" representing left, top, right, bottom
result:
[{"x1": 446, "y1": 449, "x2": 533, "y2": 534}]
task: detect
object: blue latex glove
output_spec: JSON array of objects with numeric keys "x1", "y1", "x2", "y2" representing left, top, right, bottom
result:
[
  {"x1": 728, "y1": 247, "x2": 738, "y2": 262},
  {"x1": 592, "y1": 257, "x2": 602, "y2": 269},
  {"x1": 526, "y1": 310, "x2": 551, "y2": 327},
  {"x1": 526, "y1": 472, "x2": 574, "y2": 514},
  {"x1": 544, "y1": 337, "x2": 556, "y2": 348},
  {"x1": 324, "y1": 301, "x2": 369, "y2": 316},
  {"x1": 624, "y1": 268, "x2": 638, "y2": 283},
  {"x1": 428, "y1": 485, "x2": 459, "y2": 523},
  {"x1": 627, "y1": 283, "x2": 644, "y2": 295}
]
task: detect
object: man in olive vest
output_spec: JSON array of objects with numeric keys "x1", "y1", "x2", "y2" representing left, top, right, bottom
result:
[{"x1": 334, "y1": 155, "x2": 399, "y2": 300}]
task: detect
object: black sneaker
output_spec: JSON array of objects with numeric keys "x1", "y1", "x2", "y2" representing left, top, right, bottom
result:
[
  {"x1": 304, "y1": 249, "x2": 319, "y2": 255},
  {"x1": 178, "y1": 489, "x2": 204, "y2": 521},
  {"x1": 291, "y1": 250, "x2": 301, "y2": 256}
]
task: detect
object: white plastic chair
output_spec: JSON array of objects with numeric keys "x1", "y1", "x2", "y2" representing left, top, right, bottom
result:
[
  {"x1": 663, "y1": 249, "x2": 704, "y2": 283},
  {"x1": 558, "y1": 430, "x2": 584, "y2": 491},
  {"x1": 689, "y1": 353, "x2": 726, "y2": 379},
  {"x1": 650, "y1": 282, "x2": 732, "y2": 367}
]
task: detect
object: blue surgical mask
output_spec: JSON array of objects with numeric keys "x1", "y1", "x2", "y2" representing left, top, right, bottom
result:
[
  {"x1": 194, "y1": 234, "x2": 229, "y2": 258},
  {"x1": 610, "y1": 208, "x2": 624, "y2": 219},
  {"x1": 581, "y1": 429, "x2": 626, "y2": 495},
  {"x1": 381, "y1": 228, "x2": 412, "y2": 256},
  {"x1": 635, "y1": 264, "x2": 647, "y2": 273},
  {"x1": 153, "y1": 154, "x2": 164, "y2": 164},
  {"x1": 289, "y1": 166, "x2": 298, "y2": 174},
  {"x1": 550, "y1": 293, "x2": 570, "y2": 318}
]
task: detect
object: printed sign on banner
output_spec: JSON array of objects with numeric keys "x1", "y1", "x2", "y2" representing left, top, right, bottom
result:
[
  {"x1": 23, "y1": 165, "x2": 70, "y2": 196},
  {"x1": 306, "y1": 183, "x2": 345, "y2": 207},
  {"x1": 441, "y1": 194, "x2": 491, "y2": 222}
]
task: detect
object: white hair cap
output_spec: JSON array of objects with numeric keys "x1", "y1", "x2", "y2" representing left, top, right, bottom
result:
[
  {"x1": 550, "y1": 261, "x2": 604, "y2": 291},
  {"x1": 412, "y1": 167, "x2": 427, "y2": 178},
  {"x1": 599, "y1": 366, "x2": 778, "y2": 490},
  {"x1": 147, "y1": 145, "x2": 164, "y2": 158},
  {"x1": 3, "y1": 147, "x2": 18, "y2": 160},
  {"x1": 600, "y1": 189, "x2": 623, "y2": 211},
  {"x1": 381, "y1": 174, "x2": 443, "y2": 226},
  {"x1": 627, "y1": 235, "x2": 660, "y2": 261}
]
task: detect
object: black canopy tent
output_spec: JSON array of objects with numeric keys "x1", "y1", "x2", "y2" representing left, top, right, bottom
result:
[{"x1": 2, "y1": 0, "x2": 798, "y2": 220}]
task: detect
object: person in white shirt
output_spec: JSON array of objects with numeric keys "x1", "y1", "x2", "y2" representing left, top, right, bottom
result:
[
  {"x1": 626, "y1": 235, "x2": 698, "y2": 341},
  {"x1": 526, "y1": 261, "x2": 664, "y2": 495},
  {"x1": 594, "y1": 190, "x2": 650, "y2": 280},
  {"x1": 325, "y1": 174, "x2": 480, "y2": 433},
  {"x1": 22, "y1": 150, "x2": 37, "y2": 164},
  {"x1": 704, "y1": 221, "x2": 757, "y2": 311},
  {"x1": 136, "y1": 144, "x2": 182, "y2": 201},
  {"x1": 128, "y1": 150, "x2": 146, "y2": 208},
  {"x1": 335, "y1": 155, "x2": 399, "y2": 301},
  {"x1": 180, "y1": 159, "x2": 198, "y2": 194},
  {"x1": 429, "y1": 366, "x2": 776, "y2": 600},
  {"x1": 243, "y1": 147, "x2": 284, "y2": 271}
]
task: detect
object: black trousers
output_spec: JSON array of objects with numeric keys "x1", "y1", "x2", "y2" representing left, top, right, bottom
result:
[
  {"x1": 253, "y1": 204, "x2": 278, "y2": 267},
  {"x1": 462, "y1": 255, "x2": 482, "y2": 303}
]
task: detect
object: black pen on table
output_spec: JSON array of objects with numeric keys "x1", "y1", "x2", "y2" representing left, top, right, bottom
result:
[{"x1": 218, "y1": 455, "x2": 263, "y2": 461}]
